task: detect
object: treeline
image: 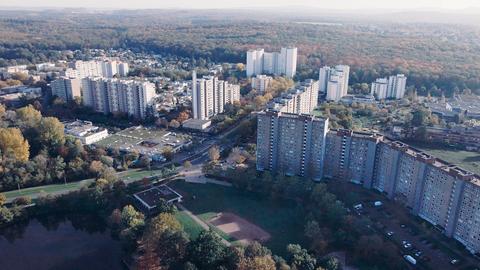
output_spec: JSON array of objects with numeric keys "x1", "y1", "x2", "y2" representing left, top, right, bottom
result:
[
  {"x1": 0, "y1": 104, "x2": 153, "y2": 192},
  {"x1": 219, "y1": 167, "x2": 406, "y2": 270},
  {"x1": 1, "y1": 11, "x2": 480, "y2": 96}
]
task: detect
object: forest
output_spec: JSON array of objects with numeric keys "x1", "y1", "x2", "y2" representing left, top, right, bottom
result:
[{"x1": 1, "y1": 10, "x2": 480, "y2": 97}]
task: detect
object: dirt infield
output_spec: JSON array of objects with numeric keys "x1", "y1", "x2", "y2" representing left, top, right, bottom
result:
[{"x1": 209, "y1": 212, "x2": 271, "y2": 244}]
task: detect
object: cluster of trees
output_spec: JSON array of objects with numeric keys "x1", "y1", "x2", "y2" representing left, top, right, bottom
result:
[
  {"x1": 113, "y1": 202, "x2": 342, "y2": 270},
  {"x1": 215, "y1": 168, "x2": 406, "y2": 269},
  {"x1": 0, "y1": 104, "x2": 152, "y2": 192},
  {"x1": 250, "y1": 77, "x2": 295, "y2": 110},
  {"x1": 317, "y1": 104, "x2": 353, "y2": 130},
  {"x1": 1, "y1": 11, "x2": 480, "y2": 97}
]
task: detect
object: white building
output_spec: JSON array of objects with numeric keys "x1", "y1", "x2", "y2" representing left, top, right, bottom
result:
[
  {"x1": 81, "y1": 78, "x2": 155, "y2": 119},
  {"x1": 64, "y1": 120, "x2": 109, "y2": 145},
  {"x1": 370, "y1": 74, "x2": 407, "y2": 100},
  {"x1": 192, "y1": 71, "x2": 241, "y2": 120},
  {"x1": 370, "y1": 78, "x2": 389, "y2": 99},
  {"x1": 246, "y1": 47, "x2": 297, "y2": 78},
  {"x1": 388, "y1": 74, "x2": 407, "y2": 99},
  {"x1": 50, "y1": 77, "x2": 82, "y2": 102},
  {"x1": 251, "y1": 75, "x2": 273, "y2": 93},
  {"x1": 321, "y1": 65, "x2": 350, "y2": 102},
  {"x1": 267, "y1": 79, "x2": 319, "y2": 115},
  {"x1": 65, "y1": 60, "x2": 129, "y2": 79}
]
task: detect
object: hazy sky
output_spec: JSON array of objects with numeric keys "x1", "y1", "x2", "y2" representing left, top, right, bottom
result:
[{"x1": 2, "y1": 0, "x2": 480, "y2": 10}]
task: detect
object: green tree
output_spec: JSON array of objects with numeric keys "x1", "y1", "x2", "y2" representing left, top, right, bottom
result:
[
  {"x1": 286, "y1": 244, "x2": 316, "y2": 270},
  {"x1": 121, "y1": 205, "x2": 145, "y2": 230},
  {"x1": 187, "y1": 230, "x2": 226, "y2": 269},
  {"x1": 0, "y1": 207, "x2": 13, "y2": 225},
  {"x1": 39, "y1": 117, "x2": 65, "y2": 151}
]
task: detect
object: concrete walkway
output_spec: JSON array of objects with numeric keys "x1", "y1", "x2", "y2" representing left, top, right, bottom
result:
[{"x1": 177, "y1": 203, "x2": 231, "y2": 247}]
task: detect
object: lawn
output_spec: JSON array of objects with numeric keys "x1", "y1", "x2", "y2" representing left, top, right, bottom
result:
[
  {"x1": 407, "y1": 142, "x2": 480, "y2": 175},
  {"x1": 175, "y1": 210, "x2": 205, "y2": 240},
  {"x1": 170, "y1": 181, "x2": 307, "y2": 255},
  {"x1": 2, "y1": 168, "x2": 167, "y2": 201}
]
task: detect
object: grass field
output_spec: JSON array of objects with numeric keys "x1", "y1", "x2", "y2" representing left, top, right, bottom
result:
[
  {"x1": 2, "y1": 168, "x2": 167, "y2": 201},
  {"x1": 170, "y1": 181, "x2": 307, "y2": 255},
  {"x1": 174, "y1": 210, "x2": 205, "y2": 240},
  {"x1": 408, "y1": 142, "x2": 480, "y2": 175}
]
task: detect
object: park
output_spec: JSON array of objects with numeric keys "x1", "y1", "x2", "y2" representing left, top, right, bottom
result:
[{"x1": 170, "y1": 180, "x2": 307, "y2": 255}]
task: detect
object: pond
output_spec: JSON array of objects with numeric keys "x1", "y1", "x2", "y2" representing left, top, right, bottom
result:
[{"x1": 0, "y1": 213, "x2": 123, "y2": 270}]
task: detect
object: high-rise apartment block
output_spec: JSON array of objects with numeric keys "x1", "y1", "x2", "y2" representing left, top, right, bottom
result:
[
  {"x1": 370, "y1": 78, "x2": 388, "y2": 99},
  {"x1": 192, "y1": 72, "x2": 241, "y2": 120},
  {"x1": 50, "y1": 77, "x2": 82, "y2": 102},
  {"x1": 256, "y1": 117, "x2": 480, "y2": 253},
  {"x1": 267, "y1": 79, "x2": 319, "y2": 115},
  {"x1": 65, "y1": 60, "x2": 129, "y2": 79},
  {"x1": 81, "y1": 77, "x2": 155, "y2": 119},
  {"x1": 246, "y1": 47, "x2": 297, "y2": 78},
  {"x1": 319, "y1": 65, "x2": 350, "y2": 101},
  {"x1": 256, "y1": 111, "x2": 328, "y2": 180},
  {"x1": 251, "y1": 75, "x2": 273, "y2": 93},
  {"x1": 321, "y1": 129, "x2": 480, "y2": 254},
  {"x1": 371, "y1": 74, "x2": 407, "y2": 100}
]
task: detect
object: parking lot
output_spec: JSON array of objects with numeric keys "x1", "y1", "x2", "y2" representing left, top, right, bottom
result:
[
  {"x1": 95, "y1": 126, "x2": 193, "y2": 158},
  {"x1": 330, "y1": 181, "x2": 480, "y2": 270}
]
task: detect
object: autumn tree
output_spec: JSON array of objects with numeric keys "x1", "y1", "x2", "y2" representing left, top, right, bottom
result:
[
  {"x1": 183, "y1": 160, "x2": 192, "y2": 170},
  {"x1": 208, "y1": 145, "x2": 220, "y2": 163},
  {"x1": 177, "y1": 111, "x2": 190, "y2": 123},
  {"x1": 38, "y1": 117, "x2": 65, "y2": 152},
  {"x1": 0, "y1": 127, "x2": 30, "y2": 162},
  {"x1": 16, "y1": 105, "x2": 42, "y2": 128}
]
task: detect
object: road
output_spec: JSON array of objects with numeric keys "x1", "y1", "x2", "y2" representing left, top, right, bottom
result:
[{"x1": 1, "y1": 113, "x2": 254, "y2": 203}]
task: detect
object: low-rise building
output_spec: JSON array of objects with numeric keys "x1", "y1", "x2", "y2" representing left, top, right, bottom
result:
[
  {"x1": 181, "y1": 118, "x2": 212, "y2": 131},
  {"x1": 64, "y1": 120, "x2": 109, "y2": 145},
  {"x1": 251, "y1": 74, "x2": 273, "y2": 93},
  {"x1": 423, "y1": 126, "x2": 480, "y2": 151}
]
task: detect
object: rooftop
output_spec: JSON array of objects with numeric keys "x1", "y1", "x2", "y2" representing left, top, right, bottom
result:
[{"x1": 134, "y1": 185, "x2": 182, "y2": 210}]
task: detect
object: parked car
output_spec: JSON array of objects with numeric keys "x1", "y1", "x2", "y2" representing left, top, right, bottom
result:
[
  {"x1": 386, "y1": 231, "x2": 394, "y2": 237},
  {"x1": 450, "y1": 259, "x2": 460, "y2": 265},
  {"x1": 403, "y1": 255, "x2": 417, "y2": 265}
]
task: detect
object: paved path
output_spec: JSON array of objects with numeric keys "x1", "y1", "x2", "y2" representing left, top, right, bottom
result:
[{"x1": 177, "y1": 203, "x2": 231, "y2": 247}]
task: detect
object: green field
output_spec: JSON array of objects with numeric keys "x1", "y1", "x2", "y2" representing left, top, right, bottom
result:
[
  {"x1": 170, "y1": 181, "x2": 307, "y2": 255},
  {"x1": 408, "y1": 142, "x2": 480, "y2": 175},
  {"x1": 174, "y1": 210, "x2": 205, "y2": 240},
  {"x1": 2, "y1": 168, "x2": 167, "y2": 201}
]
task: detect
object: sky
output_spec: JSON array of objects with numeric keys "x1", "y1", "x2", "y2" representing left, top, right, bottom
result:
[{"x1": 1, "y1": 0, "x2": 480, "y2": 10}]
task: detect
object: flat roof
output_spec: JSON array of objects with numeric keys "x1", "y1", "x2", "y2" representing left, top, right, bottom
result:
[{"x1": 134, "y1": 185, "x2": 182, "y2": 210}]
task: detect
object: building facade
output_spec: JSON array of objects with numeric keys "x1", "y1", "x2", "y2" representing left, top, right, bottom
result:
[
  {"x1": 371, "y1": 74, "x2": 407, "y2": 100},
  {"x1": 317, "y1": 129, "x2": 480, "y2": 254},
  {"x1": 81, "y1": 77, "x2": 155, "y2": 119},
  {"x1": 50, "y1": 77, "x2": 82, "y2": 102},
  {"x1": 246, "y1": 47, "x2": 297, "y2": 78},
  {"x1": 251, "y1": 75, "x2": 273, "y2": 93},
  {"x1": 192, "y1": 72, "x2": 240, "y2": 120},
  {"x1": 319, "y1": 65, "x2": 350, "y2": 102},
  {"x1": 267, "y1": 79, "x2": 319, "y2": 115},
  {"x1": 65, "y1": 60, "x2": 129, "y2": 79},
  {"x1": 256, "y1": 111, "x2": 328, "y2": 180}
]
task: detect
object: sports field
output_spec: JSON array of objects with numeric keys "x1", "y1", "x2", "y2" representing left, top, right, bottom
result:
[{"x1": 170, "y1": 181, "x2": 307, "y2": 255}]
